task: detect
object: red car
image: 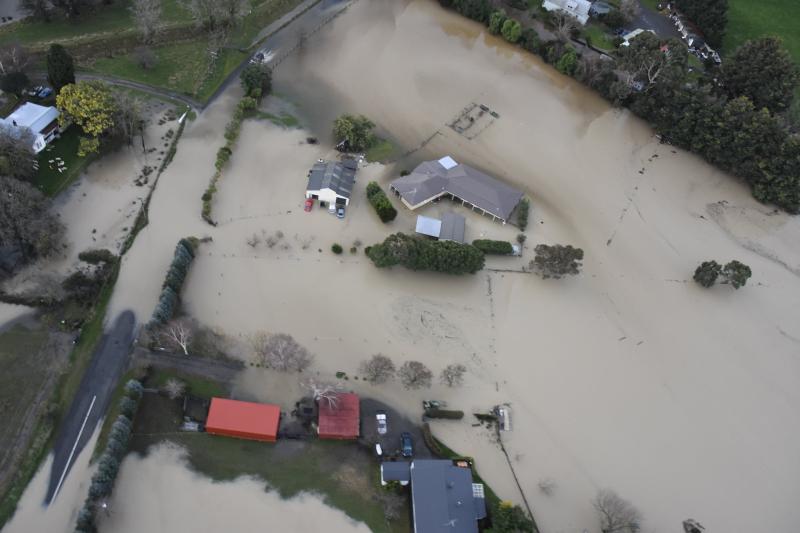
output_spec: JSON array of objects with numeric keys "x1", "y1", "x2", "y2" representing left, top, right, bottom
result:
[{"x1": 304, "y1": 198, "x2": 314, "y2": 212}]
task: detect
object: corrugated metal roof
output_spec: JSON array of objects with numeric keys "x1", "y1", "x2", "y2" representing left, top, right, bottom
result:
[
  {"x1": 318, "y1": 392, "x2": 360, "y2": 439},
  {"x1": 415, "y1": 215, "x2": 442, "y2": 238},
  {"x1": 306, "y1": 159, "x2": 357, "y2": 199},
  {"x1": 410, "y1": 460, "x2": 480, "y2": 533},
  {"x1": 205, "y1": 398, "x2": 280, "y2": 442},
  {"x1": 0, "y1": 103, "x2": 59, "y2": 134},
  {"x1": 439, "y1": 213, "x2": 465, "y2": 243},
  {"x1": 381, "y1": 461, "x2": 411, "y2": 483}
]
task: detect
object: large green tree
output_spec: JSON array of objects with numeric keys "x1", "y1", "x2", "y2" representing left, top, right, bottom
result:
[
  {"x1": 46, "y1": 44, "x2": 75, "y2": 93},
  {"x1": 675, "y1": 0, "x2": 728, "y2": 48},
  {"x1": 240, "y1": 63, "x2": 272, "y2": 98},
  {"x1": 57, "y1": 80, "x2": 117, "y2": 149},
  {"x1": 332, "y1": 114, "x2": 376, "y2": 152},
  {"x1": 720, "y1": 37, "x2": 800, "y2": 112}
]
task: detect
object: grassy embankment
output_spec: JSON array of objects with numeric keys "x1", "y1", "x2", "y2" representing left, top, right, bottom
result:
[
  {"x1": 0, "y1": 0, "x2": 304, "y2": 103},
  {"x1": 128, "y1": 370, "x2": 410, "y2": 533}
]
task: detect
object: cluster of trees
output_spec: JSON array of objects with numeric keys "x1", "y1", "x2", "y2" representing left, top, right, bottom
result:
[
  {"x1": 75, "y1": 379, "x2": 143, "y2": 533},
  {"x1": 0, "y1": 42, "x2": 32, "y2": 98},
  {"x1": 252, "y1": 332, "x2": 313, "y2": 372},
  {"x1": 530, "y1": 244, "x2": 584, "y2": 279},
  {"x1": 150, "y1": 238, "x2": 196, "y2": 326},
  {"x1": 20, "y1": 0, "x2": 114, "y2": 21},
  {"x1": 365, "y1": 181, "x2": 397, "y2": 222},
  {"x1": 358, "y1": 354, "x2": 466, "y2": 389},
  {"x1": 437, "y1": 1, "x2": 800, "y2": 214},
  {"x1": 0, "y1": 176, "x2": 64, "y2": 268},
  {"x1": 693, "y1": 259, "x2": 751, "y2": 289},
  {"x1": 472, "y1": 239, "x2": 513, "y2": 255},
  {"x1": 487, "y1": 500, "x2": 535, "y2": 532},
  {"x1": 367, "y1": 232, "x2": 485, "y2": 274},
  {"x1": 240, "y1": 63, "x2": 272, "y2": 100},
  {"x1": 183, "y1": 0, "x2": 249, "y2": 32},
  {"x1": 62, "y1": 248, "x2": 117, "y2": 306},
  {"x1": 332, "y1": 114, "x2": 377, "y2": 152}
]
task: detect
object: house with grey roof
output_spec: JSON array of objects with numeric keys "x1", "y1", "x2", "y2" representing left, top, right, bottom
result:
[
  {"x1": 541, "y1": 0, "x2": 592, "y2": 25},
  {"x1": 390, "y1": 156, "x2": 523, "y2": 224},
  {"x1": 305, "y1": 159, "x2": 357, "y2": 206},
  {"x1": 0, "y1": 102, "x2": 61, "y2": 153},
  {"x1": 380, "y1": 459, "x2": 487, "y2": 533}
]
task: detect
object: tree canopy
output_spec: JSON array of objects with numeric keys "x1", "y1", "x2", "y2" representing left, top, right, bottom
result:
[
  {"x1": 0, "y1": 124, "x2": 36, "y2": 182},
  {"x1": 367, "y1": 233, "x2": 485, "y2": 274},
  {"x1": 720, "y1": 37, "x2": 800, "y2": 112},
  {"x1": 332, "y1": 114, "x2": 376, "y2": 152},
  {"x1": 57, "y1": 80, "x2": 118, "y2": 154},
  {"x1": 0, "y1": 177, "x2": 64, "y2": 262},
  {"x1": 240, "y1": 63, "x2": 272, "y2": 98},
  {"x1": 674, "y1": 0, "x2": 728, "y2": 48},
  {"x1": 46, "y1": 44, "x2": 75, "y2": 93}
]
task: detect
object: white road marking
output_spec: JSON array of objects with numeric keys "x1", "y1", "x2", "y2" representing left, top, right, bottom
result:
[{"x1": 51, "y1": 394, "x2": 96, "y2": 502}]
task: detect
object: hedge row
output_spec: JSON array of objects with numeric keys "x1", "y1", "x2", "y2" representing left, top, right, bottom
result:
[
  {"x1": 201, "y1": 97, "x2": 258, "y2": 224},
  {"x1": 425, "y1": 408, "x2": 465, "y2": 420},
  {"x1": 367, "y1": 232, "x2": 485, "y2": 274},
  {"x1": 365, "y1": 181, "x2": 397, "y2": 222},
  {"x1": 74, "y1": 380, "x2": 143, "y2": 533},
  {"x1": 516, "y1": 197, "x2": 530, "y2": 231},
  {"x1": 472, "y1": 239, "x2": 513, "y2": 255},
  {"x1": 150, "y1": 238, "x2": 196, "y2": 326}
]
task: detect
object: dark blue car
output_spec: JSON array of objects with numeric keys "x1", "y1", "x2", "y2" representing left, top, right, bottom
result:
[{"x1": 400, "y1": 432, "x2": 413, "y2": 457}]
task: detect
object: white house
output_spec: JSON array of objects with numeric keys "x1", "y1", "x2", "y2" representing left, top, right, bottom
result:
[
  {"x1": 305, "y1": 159, "x2": 357, "y2": 206},
  {"x1": 0, "y1": 103, "x2": 61, "y2": 153},
  {"x1": 541, "y1": 0, "x2": 592, "y2": 25}
]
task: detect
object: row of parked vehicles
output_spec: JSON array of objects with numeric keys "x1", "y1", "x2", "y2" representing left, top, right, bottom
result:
[
  {"x1": 374, "y1": 410, "x2": 414, "y2": 458},
  {"x1": 667, "y1": 7, "x2": 722, "y2": 64},
  {"x1": 304, "y1": 198, "x2": 345, "y2": 219}
]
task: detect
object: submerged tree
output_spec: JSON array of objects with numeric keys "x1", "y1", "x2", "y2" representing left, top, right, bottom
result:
[
  {"x1": 359, "y1": 354, "x2": 396, "y2": 384},
  {"x1": 593, "y1": 489, "x2": 642, "y2": 533},
  {"x1": 721, "y1": 260, "x2": 752, "y2": 289},
  {"x1": 439, "y1": 363, "x2": 466, "y2": 387},
  {"x1": 131, "y1": 0, "x2": 163, "y2": 44},
  {"x1": 530, "y1": 244, "x2": 584, "y2": 279},
  {"x1": 252, "y1": 332, "x2": 313, "y2": 372},
  {"x1": 693, "y1": 260, "x2": 721, "y2": 288},
  {"x1": 332, "y1": 114, "x2": 376, "y2": 152},
  {"x1": 0, "y1": 177, "x2": 64, "y2": 262},
  {"x1": 398, "y1": 361, "x2": 433, "y2": 390}
]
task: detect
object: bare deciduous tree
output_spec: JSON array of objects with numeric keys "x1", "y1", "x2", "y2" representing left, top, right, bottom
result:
[
  {"x1": 131, "y1": 0, "x2": 163, "y2": 44},
  {"x1": 112, "y1": 91, "x2": 145, "y2": 146},
  {"x1": 0, "y1": 42, "x2": 30, "y2": 76},
  {"x1": 20, "y1": 0, "x2": 52, "y2": 22},
  {"x1": 252, "y1": 332, "x2": 313, "y2": 372},
  {"x1": 182, "y1": 0, "x2": 248, "y2": 31},
  {"x1": 302, "y1": 378, "x2": 340, "y2": 408},
  {"x1": 439, "y1": 363, "x2": 466, "y2": 387},
  {"x1": 593, "y1": 489, "x2": 642, "y2": 533},
  {"x1": 359, "y1": 354, "x2": 396, "y2": 384},
  {"x1": 398, "y1": 361, "x2": 433, "y2": 390},
  {"x1": 160, "y1": 317, "x2": 195, "y2": 355},
  {"x1": 552, "y1": 11, "x2": 578, "y2": 42},
  {"x1": 0, "y1": 123, "x2": 36, "y2": 182},
  {"x1": 246, "y1": 233, "x2": 261, "y2": 248},
  {"x1": 163, "y1": 378, "x2": 186, "y2": 399}
]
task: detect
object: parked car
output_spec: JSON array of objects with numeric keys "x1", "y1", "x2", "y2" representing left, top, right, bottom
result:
[
  {"x1": 337, "y1": 206, "x2": 345, "y2": 219},
  {"x1": 376, "y1": 411, "x2": 387, "y2": 435},
  {"x1": 37, "y1": 87, "x2": 53, "y2": 98},
  {"x1": 375, "y1": 443, "x2": 383, "y2": 457},
  {"x1": 400, "y1": 432, "x2": 413, "y2": 457},
  {"x1": 304, "y1": 198, "x2": 314, "y2": 212},
  {"x1": 328, "y1": 202, "x2": 336, "y2": 214}
]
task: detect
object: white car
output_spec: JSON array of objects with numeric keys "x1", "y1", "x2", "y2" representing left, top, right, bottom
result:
[{"x1": 376, "y1": 412, "x2": 387, "y2": 435}]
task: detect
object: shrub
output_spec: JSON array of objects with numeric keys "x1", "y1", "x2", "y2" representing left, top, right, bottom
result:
[
  {"x1": 556, "y1": 47, "x2": 579, "y2": 76},
  {"x1": 399, "y1": 360, "x2": 433, "y2": 389},
  {"x1": 359, "y1": 354, "x2": 396, "y2": 384},
  {"x1": 331, "y1": 243, "x2": 343, "y2": 254},
  {"x1": 78, "y1": 248, "x2": 117, "y2": 264},
  {"x1": 516, "y1": 198, "x2": 530, "y2": 230},
  {"x1": 472, "y1": 239, "x2": 514, "y2": 255},
  {"x1": 531, "y1": 244, "x2": 584, "y2": 278},
  {"x1": 501, "y1": 18, "x2": 522, "y2": 43},
  {"x1": 722, "y1": 260, "x2": 752, "y2": 289},
  {"x1": 488, "y1": 10, "x2": 506, "y2": 34},
  {"x1": 240, "y1": 63, "x2": 272, "y2": 98},
  {"x1": 425, "y1": 408, "x2": 465, "y2": 420},
  {"x1": 366, "y1": 181, "x2": 397, "y2": 222},
  {"x1": 693, "y1": 260, "x2": 721, "y2": 288},
  {"x1": 119, "y1": 396, "x2": 138, "y2": 419},
  {"x1": 517, "y1": 233, "x2": 527, "y2": 244},
  {"x1": 125, "y1": 379, "x2": 144, "y2": 399},
  {"x1": 238, "y1": 96, "x2": 257, "y2": 112}
]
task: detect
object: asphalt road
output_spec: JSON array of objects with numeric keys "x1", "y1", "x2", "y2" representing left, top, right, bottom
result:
[
  {"x1": 45, "y1": 311, "x2": 136, "y2": 504},
  {"x1": 631, "y1": 1, "x2": 681, "y2": 39}
]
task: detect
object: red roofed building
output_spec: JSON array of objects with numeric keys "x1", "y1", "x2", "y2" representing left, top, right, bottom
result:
[
  {"x1": 318, "y1": 393, "x2": 360, "y2": 440},
  {"x1": 205, "y1": 397, "x2": 280, "y2": 442}
]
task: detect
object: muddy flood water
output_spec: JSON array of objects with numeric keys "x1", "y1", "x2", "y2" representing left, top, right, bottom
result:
[{"x1": 6, "y1": 0, "x2": 800, "y2": 532}]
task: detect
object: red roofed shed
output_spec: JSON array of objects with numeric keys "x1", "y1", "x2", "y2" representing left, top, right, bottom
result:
[
  {"x1": 318, "y1": 393, "x2": 360, "y2": 440},
  {"x1": 205, "y1": 397, "x2": 280, "y2": 442}
]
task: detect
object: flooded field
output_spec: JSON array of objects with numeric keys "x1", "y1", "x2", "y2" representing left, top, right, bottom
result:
[
  {"x1": 8, "y1": 0, "x2": 800, "y2": 532},
  {"x1": 97, "y1": 444, "x2": 371, "y2": 533}
]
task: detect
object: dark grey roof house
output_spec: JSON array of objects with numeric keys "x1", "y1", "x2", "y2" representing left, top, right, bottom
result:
[
  {"x1": 305, "y1": 159, "x2": 357, "y2": 206},
  {"x1": 380, "y1": 460, "x2": 486, "y2": 533},
  {"x1": 389, "y1": 156, "x2": 523, "y2": 223},
  {"x1": 414, "y1": 212, "x2": 466, "y2": 243}
]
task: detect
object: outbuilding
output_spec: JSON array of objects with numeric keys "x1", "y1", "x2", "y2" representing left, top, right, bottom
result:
[
  {"x1": 305, "y1": 159, "x2": 357, "y2": 207},
  {"x1": 205, "y1": 397, "x2": 280, "y2": 442},
  {"x1": 318, "y1": 392, "x2": 360, "y2": 440},
  {"x1": 0, "y1": 102, "x2": 61, "y2": 153}
]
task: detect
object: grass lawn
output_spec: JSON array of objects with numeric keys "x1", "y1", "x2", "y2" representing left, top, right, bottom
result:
[
  {"x1": 0, "y1": 0, "x2": 189, "y2": 48},
  {"x1": 724, "y1": 0, "x2": 800, "y2": 61},
  {"x1": 365, "y1": 139, "x2": 395, "y2": 163},
  {"x1": 130, "y1": 382, "x2": 410, "y2": 533},
  {"x1": 254, "y1": 110, "x2": 300, "y2": 128},
  {"x1": 33, "y1": 126, "x2": 94, "y2": 197},
  {"x1": 583, "y1": 24, "x2": 616, "y2": 51},
  {"x1": 149, "y1": 369, "x2": 228, "y2": 398}
]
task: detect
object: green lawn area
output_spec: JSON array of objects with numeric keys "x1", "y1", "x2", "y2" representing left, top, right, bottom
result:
[
  {"x1": 129, "y1": 380, "x2": 410, "y2": 533},
  {"x1": 149, "y1": 369, "x2": 228, "y2": 398},
  {"x1": 583, "y1": 24, "x2": 616, "y2": 51},
  {"x1": 33, "y1": 126, "x2": 93, "y2": 197},
  {"x1": 724, "y1": 0, "x2": 800, "y2": 61},
  {"x1": 365, "y1": 139, "x2": 395, "y2": 163},
  {"x1": 254, "y1": 110, "x2": 300, "y2": 128},
  {"x1": 0, "y1": 0, "x2": 189, "y2": 48}
]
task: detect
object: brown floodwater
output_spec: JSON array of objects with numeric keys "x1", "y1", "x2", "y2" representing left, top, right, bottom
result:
[{"x1": 6, "y1": 0, "x2": 800, "y2": 532}]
